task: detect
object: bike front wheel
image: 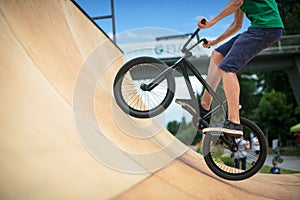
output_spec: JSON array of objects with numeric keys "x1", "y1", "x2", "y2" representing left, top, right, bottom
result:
[
  {"x1": 202, "y1": 117, "x2": 267, "y2": 180},
  {"x1": 113, "y1": 57, "x2": 175, "y2": 118}
]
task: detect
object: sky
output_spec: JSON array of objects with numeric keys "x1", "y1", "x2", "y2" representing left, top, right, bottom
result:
[{"x1": 74, "y1": 0, "x2": 251, "y2": 42}]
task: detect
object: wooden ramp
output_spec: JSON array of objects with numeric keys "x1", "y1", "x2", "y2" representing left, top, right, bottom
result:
[{"x1": 0, "y1": 1, "x2": 299, "y2": 199}]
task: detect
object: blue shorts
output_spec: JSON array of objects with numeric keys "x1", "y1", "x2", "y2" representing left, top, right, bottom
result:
[{"x1": 215, "y1": 28, "x2": 284, "y2": 73}]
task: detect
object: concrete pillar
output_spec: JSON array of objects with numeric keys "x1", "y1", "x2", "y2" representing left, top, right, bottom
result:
[{"x1": 286, "y1": 55, "x2": 300, "y2": 106}]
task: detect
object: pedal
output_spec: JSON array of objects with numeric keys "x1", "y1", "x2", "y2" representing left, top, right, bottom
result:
[{"x1": 175, "y1": 99, "x2": 197, "y2": 114}]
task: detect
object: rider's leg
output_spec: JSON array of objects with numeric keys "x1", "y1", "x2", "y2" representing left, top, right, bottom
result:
[
  {"x1": 201, "y1": 35, "x2": 240, "y2": 111},
  {"x1": 200, "y1": 50, "x2": 223, "y2": 110},
  {"x1": 219, "y1": 69, "x2": 240, "y2": 124},
  {"x1": 217, "y1": 28, "x2": 283, "y2": 126},
  {"x1": 203, "y1": 28, "x2": 283, "y2": 136}
]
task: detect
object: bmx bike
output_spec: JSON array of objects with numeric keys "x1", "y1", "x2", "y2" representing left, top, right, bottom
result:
[
  {"x1": 113, "y1": 22, "x2": 267, "y2": 180},
  {"x1": 272, "y1": 147, "x2": 284, "y2": 164}
]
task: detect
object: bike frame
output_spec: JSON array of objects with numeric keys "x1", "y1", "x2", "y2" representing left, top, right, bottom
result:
[
  {"x1": 142, "y1": 28, "x2": 227, "y2": 123},
  {"x1": 113, "y1": 24, "x2": 268, "y2": 180}
]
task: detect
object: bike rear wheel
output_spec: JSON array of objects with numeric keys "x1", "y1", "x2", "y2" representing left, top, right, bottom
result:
[
  {"x1": 113, "y1": 57, "x2": 175, "y2": 118},
  {"x1": 202, "y1": 117, "x2": 267, "y2": 180}
]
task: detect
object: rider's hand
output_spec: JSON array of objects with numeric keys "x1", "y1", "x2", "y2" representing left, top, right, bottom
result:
[
  {"x1": 202, "y1": 39, "x2": 217, "y2": 49},
  {"x1": 198, "y1": 17, "x2": 214, "y2": 29}
]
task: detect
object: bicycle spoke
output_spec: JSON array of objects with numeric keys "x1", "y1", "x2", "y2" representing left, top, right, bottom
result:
[
  {"x1": 203, "y1": 117, "x2": 267, "y2": 180},
  {"x1": 114, "y1": 57, "x2": 175, "y2": 118},
  {"x1": 120, "y1": 67, "x2": 168, "y2": 112}
]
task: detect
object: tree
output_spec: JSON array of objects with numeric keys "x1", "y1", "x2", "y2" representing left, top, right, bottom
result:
[
  {"x1": 256, "y1": 71, "x2": 295, "y2": 103},
  {"x1": 239, "y1": 74, "x2": 262, "y2": 119},
  {"x1": 167, "y1": 117, "x2": 202, "y2": 145},
  {"x1": 251, "y1": 90, "x2": 296, "y2": 146},
  {"x1": 241, "y1": 0, "x2": 300, "y2": 125},
  {"x1": 277, "y1": 0, "x2": 300, "y2": 34},
  {"x1": 167, "y1": 120, "x2": 180, "y2": 135},
  {"x1": 175, "y1": 126, "x2": 200, "y2": 146},
  {"x1": 255, "y1": 71, "x2": 300, "y2": 127}
]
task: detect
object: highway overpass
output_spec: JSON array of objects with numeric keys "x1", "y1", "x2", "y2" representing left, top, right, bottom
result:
[{"x1": 160, "y1": 35, "x2": 300, "y2": 106}]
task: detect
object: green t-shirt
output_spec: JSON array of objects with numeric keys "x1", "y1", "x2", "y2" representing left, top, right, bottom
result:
[{"x1": 241, "y1": 0, "x2": 284, "y2": 28}]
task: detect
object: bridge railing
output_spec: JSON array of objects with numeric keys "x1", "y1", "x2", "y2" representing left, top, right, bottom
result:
[{"x1": 262, "y1": 34, "x2": 300, "y2": 54}]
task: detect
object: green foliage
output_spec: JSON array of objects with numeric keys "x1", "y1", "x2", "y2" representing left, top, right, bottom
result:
[
  {"x1": 256, "y1": 72, "x2": 295, "y2": 104},
  {"x1": 239, "y1": 74, "x2": 262, "y2": 118},
  {"x1": 196, "y1": 145, "x2": 202, "y2": 154},
  {"x1": 255, "y1": 72, "x2": 300, "y2": 127},
  {"x1": 238, "y1": 70, "x2": 299, "y2": 146},
  {"x1": 238, "y1": 1, "x2": 300, "y2": 146},
  {"x1": 280, "y1": 148, "x2": 300, "y2": 156},
  {"x1": 251, "y1": 90, "x2": 297, "y2": 144},
  {"x1": 220, "y1": 156, "x2": 235, "y2": 167},
  {"x1": 211, "y1": 147, "x2": 234, "y2": 167},
  {"x1": 175, "y1": 126, "x2": 199, "y2": 145},
  {"x1": 167, "y1": 120, "x2": 180, "y2": 135},
  {"x1": 277, "y1": 0, "x2": 300, "y2": 34},
  {"x1": 167, "y1": 117, "x2": 202, "y2": 145}
]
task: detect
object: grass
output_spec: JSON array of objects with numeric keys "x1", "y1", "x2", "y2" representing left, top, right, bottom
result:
[
  {"x1": 281, "y1": 149, "x2": 300, "y2": 156},
  {"x1": 268, "y1": 147, "x2": 300, "y2": 157},
  {"x1": 260, "y1": 165, "x2": 300, "y2": 174}
]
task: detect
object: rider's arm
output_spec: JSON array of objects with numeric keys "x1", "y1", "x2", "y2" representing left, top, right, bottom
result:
[
  {"x1": 213, "y1": 9, "x2": 244, "y2": 44},
  {"x1": 211, "y1": 0, "x2": 243, "y2": 27},
  {"x1": 198, "y1": 0, "x2": 244, "y2": 28},
  {"x1": 202, "y1": 9, "x2": 244, "y2": 48}
]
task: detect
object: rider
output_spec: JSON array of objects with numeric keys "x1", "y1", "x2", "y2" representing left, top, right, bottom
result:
[{"x1": 198, "y1": 0, "x2": 284, "y2": 136}]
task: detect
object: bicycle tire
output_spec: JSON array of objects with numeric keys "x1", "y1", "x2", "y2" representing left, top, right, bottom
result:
[
  {"x1": 203, "y1": 117, "x2": 267, "y2": 180},
  {"x1": 113, "y1": 57, "x2": 175, "y2": 118}
]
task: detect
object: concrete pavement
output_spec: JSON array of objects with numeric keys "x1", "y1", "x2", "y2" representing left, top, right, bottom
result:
[{"x1": 265, "y1": 155, "x2": 300, "y2": 171}]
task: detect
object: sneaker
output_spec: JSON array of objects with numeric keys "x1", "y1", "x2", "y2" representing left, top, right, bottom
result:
[
  {"x1": 200, "y1": 104, "x2": 209, "y2": 118},
  {"x1": 175, "y1": 99, "x2": 209, "y2": 118},
  {"x1": 202, "y1": 119, "x2": 243, "y2": 137}
]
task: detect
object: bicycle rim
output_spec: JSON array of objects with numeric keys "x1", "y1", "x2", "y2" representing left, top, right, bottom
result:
[
  {"x1": 203, "y1": 117, "x2": 267, "y2": 180},
  {"x1": 113, "y1": 57, "x2": 175, "y2": 118}
]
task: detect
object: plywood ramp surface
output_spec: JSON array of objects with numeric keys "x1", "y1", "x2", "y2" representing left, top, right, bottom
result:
[
  {"x1": 0, "y1": 1, "x2": 149, "y2": 199},
  {"x1": 115, "y1": 150, "x2": 300, "y2": 200},
  {"x1": 0, "y1": 1, "x2": 299, "y2": 200}
]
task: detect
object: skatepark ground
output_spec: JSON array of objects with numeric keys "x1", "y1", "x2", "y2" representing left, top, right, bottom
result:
[{"x1": 0, "y1": 1, "x2": 299, "y2": 199}]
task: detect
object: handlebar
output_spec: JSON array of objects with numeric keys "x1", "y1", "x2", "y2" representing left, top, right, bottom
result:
[
  {"x1": 190, "y1": 18, "x2": 206, "y2": 38},
  {"x1": 200, "y1": 18, "x2": 206, "y2": 25},
  {"x1": 181, "y1": 18, "x2": 208, "y2": 56}
]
